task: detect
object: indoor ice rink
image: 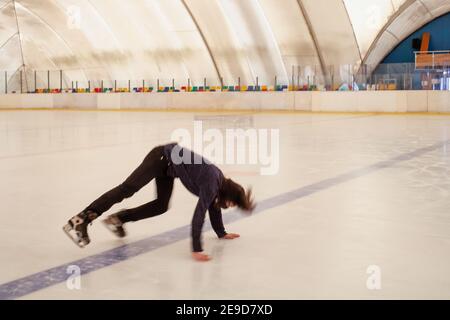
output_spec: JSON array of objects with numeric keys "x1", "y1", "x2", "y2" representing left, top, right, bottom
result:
[{"x1": 1, "y1": 0, "x2": 450, "y2": 301}]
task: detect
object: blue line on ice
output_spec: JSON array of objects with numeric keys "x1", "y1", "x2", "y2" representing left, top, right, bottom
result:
[{"x1": 0, "y1": 140, "x2": 448, "y2": 300}]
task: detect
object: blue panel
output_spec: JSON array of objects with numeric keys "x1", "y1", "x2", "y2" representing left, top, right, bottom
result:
[{"x1": 382, "y1": 13, "x2": 450, "y2": 64}]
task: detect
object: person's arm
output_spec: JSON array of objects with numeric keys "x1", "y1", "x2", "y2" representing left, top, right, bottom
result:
[
  {"x1": 191, "y1": 191, "x2": 219, "y2": 262},
  {"x1": 191, "y1": 199, "x2": 208, "y2": 254},
  {"x1": 208, "y1": 204, "x2": 226, "y2": 239}
]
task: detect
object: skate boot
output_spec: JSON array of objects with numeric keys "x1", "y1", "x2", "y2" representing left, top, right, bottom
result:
[
  {"x1": 63, "y1": 210, "x2": 99, "y2": 248},
  {"x1": 103, "y1": 212, "x2": 127, "y2": 238}
]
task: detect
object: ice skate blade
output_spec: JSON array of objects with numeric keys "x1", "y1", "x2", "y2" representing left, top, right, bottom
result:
[{"x1": 62, "y1": 223, "x2": 88, "y2": 248}]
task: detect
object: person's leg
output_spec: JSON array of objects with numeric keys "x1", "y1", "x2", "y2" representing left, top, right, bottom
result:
[
  {"x1": 118, "y1": 176, "x2": 175, "y2": 223},
  {"x1": 63, "y1": 146, "x2": 168, "y2": 247},
  {"x1": 86, "y1": 146, "x2": 167, "y2": 216}
]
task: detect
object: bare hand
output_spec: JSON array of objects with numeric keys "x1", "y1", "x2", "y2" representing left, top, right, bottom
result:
[
  {"x1": 223, "y1": 233, "x2": 240, "y2": 240},
  {"x1": 192, "y1": 252, "x2": 212, "y2": 262}
]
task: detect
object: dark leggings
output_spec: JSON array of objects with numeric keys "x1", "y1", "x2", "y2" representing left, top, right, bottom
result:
[{"x1": 86, "y1": 146, "x2": 174, "y2": 223}]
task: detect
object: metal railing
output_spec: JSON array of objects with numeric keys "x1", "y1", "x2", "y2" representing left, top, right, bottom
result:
[
  {"x1": 1, "y1": 62, "x2": 449, "y2": 94},
  {"x1": 415, "y1": 50, "x2": 450, "y2": 70}
]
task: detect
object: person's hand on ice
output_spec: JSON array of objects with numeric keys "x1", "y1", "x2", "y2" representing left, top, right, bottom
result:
[
  {"x1": 223, "y1": 233, "x2": 240, "y2": 240},
  {"x1": 192, "y1": 252, "x2": 212, "y2": 262},
  {"x1": 191, "y1": 234, "x2": 240, "y2": 261}
]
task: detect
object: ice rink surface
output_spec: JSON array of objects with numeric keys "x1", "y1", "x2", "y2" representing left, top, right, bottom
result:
[{"x1": 0, "y1": 110, "x2": 449, "y2": 300}]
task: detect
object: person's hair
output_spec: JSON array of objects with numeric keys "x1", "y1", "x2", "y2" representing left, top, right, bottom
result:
[{"x1": 218, "y1": 178, "x2": 255, "y2": 212}]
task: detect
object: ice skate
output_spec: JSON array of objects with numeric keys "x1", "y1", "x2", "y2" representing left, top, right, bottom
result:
[
  {"x1": 63, "y1": 210, "x2": 99, "y2": 248},
  {"x1": 103, "y1": 212, "x2": 127, "y2": 238}
]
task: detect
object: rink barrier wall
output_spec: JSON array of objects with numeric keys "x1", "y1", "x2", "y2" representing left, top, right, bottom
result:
[{"x1": 0, "y1": 91, "x2": 448, "y2": 113}]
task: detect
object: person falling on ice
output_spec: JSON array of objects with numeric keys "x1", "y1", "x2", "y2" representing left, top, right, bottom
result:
[{"x1": 63, "y1": 142, "x2": 255, "y2": 262}]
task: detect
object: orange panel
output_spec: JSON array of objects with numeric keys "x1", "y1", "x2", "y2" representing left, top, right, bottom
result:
[
  {"x1": 416, "y1": 53, "x2": 450, "y2": 68},
  {"x1": 420, "y1": 32, "x2": 430, "y2": 52}
]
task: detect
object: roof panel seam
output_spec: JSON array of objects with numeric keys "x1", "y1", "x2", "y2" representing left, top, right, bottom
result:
[
  {"x1": 341, "y1": 0, "x2": 363, "y2": 63},
  {"x1": 0, "y1": 32, "x2": 18, "y2": 51},
  {"x1": 0, "y1": 0, "x2": 12, "y2": 11},
  {"x1": 180, "y1": 0, "x2": 223, "y2": 86},
  {"x1": 296, "y1": 0, "x2": 325, "y2": 77}
]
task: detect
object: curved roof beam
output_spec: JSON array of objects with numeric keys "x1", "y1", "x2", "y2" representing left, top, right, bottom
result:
[
  {"x1": 417, "y1": 0, "x2": 432, "y2": 16},
  {"x1": 7, "y1": 64, "x2": 24, "y2": 84},
  {"x1": 181, "y1": 0, "x2": 223, "y2": 86},
  {"x1": 342, "y1": 0, "x2": 363, "y2": 63},
  {"x1": 0, "y1": 0, "x2": 12, "y2": 11},
  {"x1": 14, "y1": 1, "x2": 90, "y2": 82},
  {"x1": 255, "y1": 0, "x2": 289, "y2": 82},
  {"x1": 296, "y1": 0, "x2": 326, "y2": 77},
  {"x1": 362, "y1": 0, "x2": 450, "y2": 69},
  {"x1": 361, "y1": 0, "x2": 415, "y2": 66},
  {"x1": 216, "y1": 0, "x2": 257, "y2": 84},
  {"x1": 0, "y1": 32, "x2": 18, "y2": 51},
  {"x1": 12, "y1": 0, "x2": 26, "y2": 90}
]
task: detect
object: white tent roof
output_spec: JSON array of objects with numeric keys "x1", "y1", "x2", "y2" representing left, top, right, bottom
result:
[{"x1": 0, "y1": 0, "x2": 448, "y2": 90}]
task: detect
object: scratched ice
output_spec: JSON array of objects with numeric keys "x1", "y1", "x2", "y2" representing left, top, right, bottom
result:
[{"x1": 0, "y1": 111, "x2": 450, "y2": 299}]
